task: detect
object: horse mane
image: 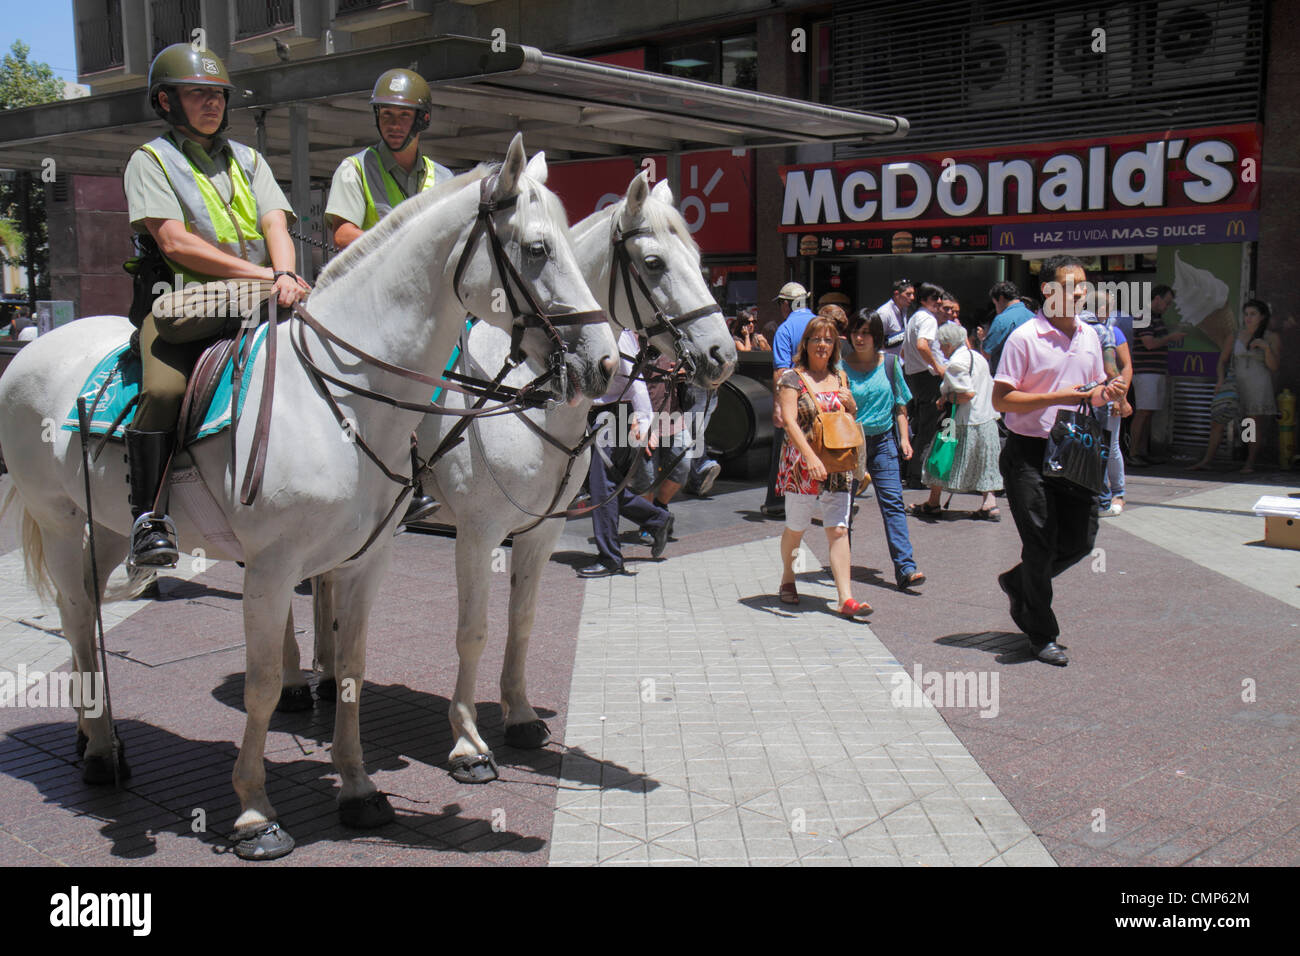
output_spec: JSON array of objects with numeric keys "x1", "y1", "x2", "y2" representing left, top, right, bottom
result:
[
  {"x1": 578, "y1": 191, "x2": 700, "y2": 264},
  {"x1": 314, "y1": 164, "x2": 493, "y2": 291}
]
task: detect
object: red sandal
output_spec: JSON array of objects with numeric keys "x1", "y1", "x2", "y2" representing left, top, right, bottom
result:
[
  {"x1": 839, "y1": 598, "x2": 872, "y2": 617},
  {"x1": 779, "y1": 582, "x2": 799, "y2": 605}
]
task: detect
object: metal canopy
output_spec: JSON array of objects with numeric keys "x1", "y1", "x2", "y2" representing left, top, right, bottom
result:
[{"x1": 0, "y1": 35, "x2": 908, "y2": 181}]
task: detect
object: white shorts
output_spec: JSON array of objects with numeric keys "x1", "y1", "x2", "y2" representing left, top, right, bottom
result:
[
  {"x1": 783, "y1": 490, "x2": 851, "y2": 533},
  {"x1": 1133, "y1": 372, "x2": 1167, "y2": 412}
]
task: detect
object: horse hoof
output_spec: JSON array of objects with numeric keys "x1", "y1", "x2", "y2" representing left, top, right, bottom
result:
[
  {"x1": 316, "y1": 678, "x2": 337, "y2": 702},
  {"x1": 82, "y1": 738, "x2": 129, "y2": 785},
  {"x1": 448, "y1": 752, "x2": 498, "y2": 784},
  {"x1": 75, "y1": 729, "x2": 88, "y2": 758},
  {"x1": 233, "y1": 822, "x2": 295, "y2": 861},
  {"x1": 338, "y1": 792, "x2": 396, "y2": 829},
  {"x1": 276, "y1": 684, "x2": 313, "y2": 712},
  {"x1": 503, "y1": 719, "x2": 550, "y2": 749}
]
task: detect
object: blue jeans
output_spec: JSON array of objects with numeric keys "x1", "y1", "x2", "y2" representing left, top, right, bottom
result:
[
  {"x1": 860, "y1": 430, "x2": 917, "y2": 583},
  {"x1": 1098, "y1": 406, "x2": 1125, "y2": 508}
]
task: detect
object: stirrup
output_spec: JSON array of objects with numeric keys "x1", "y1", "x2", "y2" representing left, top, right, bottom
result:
[
  {"x1": 400, "y1": 493, "x2": 440, "y2": 527},
  {"x1": 129, "y1": 512, "x2": 179, "y2": 569}
]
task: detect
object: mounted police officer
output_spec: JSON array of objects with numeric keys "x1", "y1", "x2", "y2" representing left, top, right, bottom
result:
[
  {"x1": 325, "y1": 68, "x2": 454, "y2": 522},
  {"x1": 325, "y1": 69, "x2": 453, "y2": 249},
  {"x1": 123, "y1": 43, "x2": 307, "y2": 568}
]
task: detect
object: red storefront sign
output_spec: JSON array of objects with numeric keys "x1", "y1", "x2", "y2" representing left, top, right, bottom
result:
[
  {"x1": 778, "y1": 124, "x2": 1261, "y2": 232},
  {"x1": 547, "y1": 150, "x2": 755, "y2": 255}
]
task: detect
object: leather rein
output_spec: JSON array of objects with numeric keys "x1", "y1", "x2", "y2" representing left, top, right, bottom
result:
[
  {"x1": 462, "y1": 217, "x2": 723, "y2": 534},
  {"x1": 286, "y1": 171, "x2": 606, "y2": 561}
]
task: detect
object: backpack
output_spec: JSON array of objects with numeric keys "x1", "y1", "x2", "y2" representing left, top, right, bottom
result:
[{"x1": 797, "y1": 369, "x2": 862, "y2": 474}]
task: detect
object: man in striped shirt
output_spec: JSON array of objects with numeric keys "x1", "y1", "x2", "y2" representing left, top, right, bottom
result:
[{"x1": 1129, "y1": 285, "x2": 1186, "y2": 465}]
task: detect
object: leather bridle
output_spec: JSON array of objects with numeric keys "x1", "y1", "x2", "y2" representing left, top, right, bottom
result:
[
  {"x1": 286, "y1": 171, "x2": 610, "y2": 561},
  {"x1": 608, "y1": 219, "x2": 722, "y2": 380},
  {"x1": 452, "y1": 173, "x2": 607, "y2": 402}
]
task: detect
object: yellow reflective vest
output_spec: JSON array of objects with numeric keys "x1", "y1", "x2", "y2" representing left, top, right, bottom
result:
[{"x1": 139, "y1": 135, "x2": 268, "y2": 284}]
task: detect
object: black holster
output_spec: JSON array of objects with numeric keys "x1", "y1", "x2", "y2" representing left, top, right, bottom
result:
[{"x1": 124, "y1": 233, "x2": 171, "y2": 329}]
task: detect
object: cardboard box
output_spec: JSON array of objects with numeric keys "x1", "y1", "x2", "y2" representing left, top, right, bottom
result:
[
  {"x1": 1264, "y1": 515, "x2": 1300, "y2": 551},
  {"x1": 1253, "y1": 496, "x2": 1300, "y2": 551}
]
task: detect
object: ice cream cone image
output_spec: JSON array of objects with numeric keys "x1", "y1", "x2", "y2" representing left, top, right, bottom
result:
[
  {"x1": 1199, "y1": 302, "x2": 1237, "y2": 349},
  {"x1": 1171, "y1": 251, "x2": 1228, "y2": 326}
]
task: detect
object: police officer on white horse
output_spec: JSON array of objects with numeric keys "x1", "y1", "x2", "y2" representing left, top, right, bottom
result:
[
  {"x1": 325, "y1": 68, "x2": 454, "y2": 523},
  {"x1": 122, "y1": 44, "x2": 307, "y2": 569}
]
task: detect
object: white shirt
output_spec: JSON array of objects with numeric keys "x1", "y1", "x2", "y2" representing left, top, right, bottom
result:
[
  {"x1": 903, "y1": 308, "x2": 942, "y2": 376},
  {"x1": 875, "y1": 298, "x2": 906, "y2": 356},
  {"x1": 595, "y1": 328, "x2": 652, "y2": 423},
  {"x1": 941, "y1": 345, "x2": 997, "y2": 426}
]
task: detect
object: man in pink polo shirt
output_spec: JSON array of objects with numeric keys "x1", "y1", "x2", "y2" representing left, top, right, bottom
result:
[{"x1": 992, "y1": 255, "x2": 1127, "y2": 666}]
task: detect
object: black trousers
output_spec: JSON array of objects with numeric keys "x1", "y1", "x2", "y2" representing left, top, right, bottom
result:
[
  {"x1": 999, "y1": 432, "x2": 1100, "y2": 642},
  {"x1": 587, "y1": 410, "x2": 669, "y2": 568},
  {"x1": 904, "y1": 370, "x2": 941, "y2": 485}
]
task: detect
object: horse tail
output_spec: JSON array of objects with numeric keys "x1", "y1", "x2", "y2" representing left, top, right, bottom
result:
[
  {"x1": 1, "y1": 488, "x2": 60, "y2": 606},
  {"x1": 3, "y1": 485, "x2": 153, "y2": 604},
  {"x1": 103, "y1": 567, "x2": 155, "y2": 602}
]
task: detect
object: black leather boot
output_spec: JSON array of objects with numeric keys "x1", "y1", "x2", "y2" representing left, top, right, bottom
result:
[{"x1": 124, "y1": 428, "x2": 179, "y2": 568}]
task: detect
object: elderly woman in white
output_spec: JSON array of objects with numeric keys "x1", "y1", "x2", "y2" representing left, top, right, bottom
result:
[{"x1": 911, "y1": 321, "x2": 1004, "y2": 519}]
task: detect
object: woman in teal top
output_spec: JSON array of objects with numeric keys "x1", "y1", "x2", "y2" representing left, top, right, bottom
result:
[{"x1": 841, "y1": 309, "x2": 926, "y2": 590}]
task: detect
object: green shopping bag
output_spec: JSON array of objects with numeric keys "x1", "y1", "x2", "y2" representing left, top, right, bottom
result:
[{"x1": 925, "y1": 404, "x2": 958, "y2": 482}]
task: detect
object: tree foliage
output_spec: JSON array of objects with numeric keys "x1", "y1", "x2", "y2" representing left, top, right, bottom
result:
[
  {"x1": 0, "y1": 40, "x2": 64, "y2": 110},
  {"x1": 0, "y1": 40, "x2": 63, "y2": 298}
]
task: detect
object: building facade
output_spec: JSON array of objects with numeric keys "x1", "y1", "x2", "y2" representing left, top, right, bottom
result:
[{"x1": 49, "y1": 0, "x2": 1299, "y2": 456}]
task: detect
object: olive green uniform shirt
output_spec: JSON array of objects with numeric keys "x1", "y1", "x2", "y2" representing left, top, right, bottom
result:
[
  {"x1": 323, "y1": 142, "x2": 433, "y2": 228},
  {"x1": 124, "y1": 130, "x2": 294, "y2": 235}
]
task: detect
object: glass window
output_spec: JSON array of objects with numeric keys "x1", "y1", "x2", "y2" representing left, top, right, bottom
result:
[
  {"x1": 722, "y1": 35, "x2": 758, "y2": 90},
  {"x1": 809, "y1": 20, "x2": 832, "y2": 103},
  {"x1": 659, "y1": 40, "x2": 717, "y2": 83}
]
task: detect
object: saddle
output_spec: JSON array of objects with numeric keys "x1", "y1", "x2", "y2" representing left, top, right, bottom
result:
[
  {"x1": 65, "y1": 280, "x2": 286, "y2": 504},
  {"x1": 158, "y1": 279, "x2": 283, "y2": 505}
]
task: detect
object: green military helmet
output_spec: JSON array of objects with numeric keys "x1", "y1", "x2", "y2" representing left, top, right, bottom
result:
[
  {"x1": 369, "y1": 68, "x2": 431, "y2": 148},
  {"x1": 148, "y1": 43, "x2": 235, "y2": 132}
]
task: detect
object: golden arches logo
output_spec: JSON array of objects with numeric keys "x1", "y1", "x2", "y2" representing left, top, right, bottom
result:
[
  {"x1": 998, "y1": 230, "x2": 1015, "y2": 247},
  {"x1": 1226, "y1": 219, "x2": 1246, "y2": 238},
  {"x1": 1182, "y1": 353, "x2": 1205, "y2": 374}
]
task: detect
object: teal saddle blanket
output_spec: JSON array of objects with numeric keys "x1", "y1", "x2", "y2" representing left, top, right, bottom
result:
[{"x1": 61, "y1": 325, "x2": 269, "y2": 440}]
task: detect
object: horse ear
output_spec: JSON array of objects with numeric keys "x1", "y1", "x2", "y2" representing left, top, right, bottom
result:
[
  {"x1": 524, "y1": 150, "x2": 549, "y2": 185},
  {"x1": 650, "y1": 178, "x2": 674, "y2": 205},
  {"x1": 494, "y1": 133, "x2": 527, "y2": 200},
  {"x1": 621, "y1": 170, "x2": 650, "y2": 227}
]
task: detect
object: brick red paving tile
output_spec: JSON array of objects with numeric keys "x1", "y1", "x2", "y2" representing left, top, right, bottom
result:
[
  {"x1": 1104, "y1": 816, "x2": 1202, "y2": 861},
  {"x1": 1047, "y1": 842, "x2": 1138, "y2": 867}
]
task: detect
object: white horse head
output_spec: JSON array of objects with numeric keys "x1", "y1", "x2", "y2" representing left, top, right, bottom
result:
[
  {"x1": 572, "y1": 171, "x2": 737, "y2": 387},
  {"x1": 313, "y1": 133, "x2": 617, "y2": 403}
]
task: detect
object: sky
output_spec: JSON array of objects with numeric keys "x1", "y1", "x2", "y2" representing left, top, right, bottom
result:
[{"x1": 0, "y1": 2, "x2": 81, "y2": 85}]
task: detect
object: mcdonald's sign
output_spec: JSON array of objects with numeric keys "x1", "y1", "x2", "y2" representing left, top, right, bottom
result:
[
  {"x1": 1171, "y1": 351, "x2": 1220, "y2": 379},
  {"x1": 998, "y1": 230, "x2": 1015, "y2": 247},
  {"x1": 1226, "y1": 219, "x2": 1247, "y2": 238}
]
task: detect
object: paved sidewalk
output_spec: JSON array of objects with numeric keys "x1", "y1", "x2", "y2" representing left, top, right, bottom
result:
[
  {"x1": 0, "y1": 468, "x2": 1295, "y2": 866},
  {"x1": 549, "y1": 538, "x2": 1052, "y2": 865},
  {"x1": 0, "y1": 550, "x2": 211, "y2": 678}
]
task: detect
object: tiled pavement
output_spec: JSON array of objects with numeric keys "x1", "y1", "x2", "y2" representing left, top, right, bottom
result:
[
  {"x1": 549, "y1": 539, "x2": 1050, "y2": 866},
  {"x1": 0, "y1": 465, "x2": 1297, "y2": 866}
]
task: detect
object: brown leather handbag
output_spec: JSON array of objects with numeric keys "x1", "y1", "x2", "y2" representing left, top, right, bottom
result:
[{"x1": 798, "y1": 370, "x2": 862, "y2": 474}]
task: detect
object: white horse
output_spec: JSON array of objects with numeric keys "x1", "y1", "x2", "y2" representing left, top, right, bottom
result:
[
  {"x1": 310, "y1": 171, "x2": 737, "y2": 782},
  {"x1": 0, "y1": 134, "x2": 617, "y2": 860}
]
